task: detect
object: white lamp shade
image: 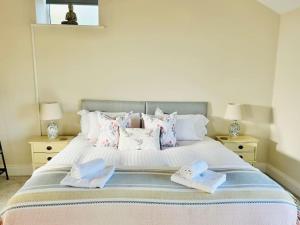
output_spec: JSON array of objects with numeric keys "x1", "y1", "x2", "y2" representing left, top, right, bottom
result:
[
  {"x1": 224, "y1": 103, "x2": 242, "y2": 121},
  {"x1": 40, "y1": 102, "x2": 63, "y2": 121}
]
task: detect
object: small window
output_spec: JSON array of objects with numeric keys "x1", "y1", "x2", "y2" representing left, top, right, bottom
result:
[
  {"x1": 49, "y1": 4, "x2": 99, "y2": 26},
  {"x1": 36, "y1": 0, "x2": 99, "y2": 26}
]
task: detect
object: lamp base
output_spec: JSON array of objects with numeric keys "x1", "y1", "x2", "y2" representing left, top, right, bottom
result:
[
  {"x1": 229, "y1": 120, "x2": 240, "y2": 137},
  {"x1": 47, "y1": 121, "x2": 59, "y2": 140}
]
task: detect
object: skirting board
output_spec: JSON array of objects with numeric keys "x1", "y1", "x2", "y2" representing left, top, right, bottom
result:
[
  {"x1": 253, "y1": 162, "x2": 267, "y2": 172},
  {"x1": 0, "y1": 164, "x2": 32, "y2": 176}
]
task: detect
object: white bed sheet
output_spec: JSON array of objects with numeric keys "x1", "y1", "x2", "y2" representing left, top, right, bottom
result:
[{"x1": 38, "y1": 134, "x2": 253, "y2": 173}]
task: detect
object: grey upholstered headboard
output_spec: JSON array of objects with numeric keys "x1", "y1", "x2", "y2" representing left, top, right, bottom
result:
[
  {"x1": 81, "y1": 100, "x2": 208, "y2": 116},
  {"x1": 146, "y1": 101, "x2": 208, "y2": 116},
  {"x1": 81, "y1": 100, "x2": 145, "y2": 113}
]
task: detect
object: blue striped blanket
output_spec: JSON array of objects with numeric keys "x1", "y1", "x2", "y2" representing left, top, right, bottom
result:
[{"x1": 1, "y1": 168, "x2": 298, "y2": 225}]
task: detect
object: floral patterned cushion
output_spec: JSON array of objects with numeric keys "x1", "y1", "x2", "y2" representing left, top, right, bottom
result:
[
  {"x1": 142, "y1": 113, "x2": 177, "y2": 149},
  {"x1": 118, "y1": 128, "x2": 160, "y2": 151},
  {"x1": 95, "y1": 112, "x2": 132, "y2": 148}
]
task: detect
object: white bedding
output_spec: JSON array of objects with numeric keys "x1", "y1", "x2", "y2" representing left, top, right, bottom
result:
[
  {"x1": 5, "y1": 135, "x2": 298, "y2": 225},
  {"x1": 38, "y1": 134, "x2": 253, "y2": 173}
]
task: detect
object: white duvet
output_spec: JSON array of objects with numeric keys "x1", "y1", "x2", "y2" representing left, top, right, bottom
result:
[{"x1": 38, "y1": 134, "x2": 253, "y2": 172}]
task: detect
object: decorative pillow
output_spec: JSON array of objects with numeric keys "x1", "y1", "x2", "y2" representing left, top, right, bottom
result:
[
  {"x1": 86, "y1": 111, "x2": 139, "y2": 143},
  {"x1": 77, "y1": 110, "x2": 89, "y2": 137},
  {"x1": 105, "y1": 112, "x2": 140, "y2": 128},
  {"x1": 95, "y1": 112, "x2": 132, "y2": 148},
  {"x1": 155, "y1": 108, "x2": 209, "y2": 141},
  {"x1": 154, "y1": 107, "x2": 165, "y2": 116},
  {"x1": 142, "y1": 113, "x2": 177, "y2": 148},
  {"x1": 118, "y1": 128, "x2": 160, "y2": 151}
]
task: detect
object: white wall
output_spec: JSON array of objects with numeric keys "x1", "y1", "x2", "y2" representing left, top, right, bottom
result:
[
  {"x1": 0, "y1": 0, "x2": 40, "y2": 174},
  {"x1": 269, "y1": 7, "x2": 300, "y2": 182}
]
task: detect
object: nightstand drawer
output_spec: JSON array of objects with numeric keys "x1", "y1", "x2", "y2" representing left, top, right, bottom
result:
[
  {"x1": 216, "y1": 135, "x2": 258, "y2": 164},
  {"x1": 236, "y1": 152, "x2": 255, "y2": 162},
  {"x1": 33, "y1": 153, "x2": 57, "y2": 164},
  {"x1": 29, "y1": 136, "x2": 74, "y2": 171},
  {"x1": 32, "y1": 142, "x2": 68, "y2": 153},
  {"x1": 224, "y1": 143, "x2": 255, "y2": 153}
]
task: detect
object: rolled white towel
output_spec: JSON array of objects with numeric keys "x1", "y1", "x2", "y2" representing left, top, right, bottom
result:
[
  {"x1": 71, "y1": 158, "x2": 106, "y2": 180},
  {"x1": 61, "y1": 166, "x2": 115, "y2": 189},
  {"x1": 179, "y1": 160, "x2": 208, "y2": 179}
]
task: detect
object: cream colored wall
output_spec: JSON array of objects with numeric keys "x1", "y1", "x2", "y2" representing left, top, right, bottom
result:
[
  {"x1": 269, "y1": 8, "x2": 300, "y2": 182},
  {"x1": 0, "y1": 1, "x2": 40, "y2": 173},
  {"x1": 34, "y1": 0, "x2": 279, "y2": 164},
  {"x1": 1, "y1": 0, "x2": 279, "y2": 173}
]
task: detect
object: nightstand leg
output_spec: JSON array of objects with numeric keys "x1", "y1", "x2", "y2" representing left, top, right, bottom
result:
[{"x1": 0, "y1": 142, "x2": 9, "y2": 180}]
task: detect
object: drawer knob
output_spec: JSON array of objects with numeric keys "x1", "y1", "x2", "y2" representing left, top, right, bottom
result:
[
  {"x1": 239, "y1": 155, "x2": 244, "y2": 159},
  {"x1": 46, "y1": 146, "x2": 52, "y2": 151},
  {"x1": 47, "y1": 157, "x2": 52, "y2": 161},
  {"x1": 238, "y1": 145, "x2": 244, "y2": 150}
]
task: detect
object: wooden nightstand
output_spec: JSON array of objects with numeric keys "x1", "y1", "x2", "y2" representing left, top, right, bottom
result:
[
  {"x1": 216, "y1": 136, "x2": 258, "y2": 164},
  {"x1": 29, "y1": 136, "x2": 74, "y2": 170}
]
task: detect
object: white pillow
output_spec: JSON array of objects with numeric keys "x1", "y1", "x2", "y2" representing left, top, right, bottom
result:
[
  {"x1": 95, "y1": 113, "x2": 132, "y2": 148},
  {"x1": 176, "y1": 115, "x2": 208, "y2": 141},
  {"x1": 87, "y1": 111, "x2": 101, "y2": 142},
  {"x1": 142, "y1": 113, "x2": 177, "y2": 148},
  {"x1": 155, "y1": 108, "x2": 209, "y2": 141},
  {"x1": 118, "y1": 128, "x2": 160, "y2": 151},
  {"x1": 77, "y1": 110, "x2": 89, "y2": 137}
]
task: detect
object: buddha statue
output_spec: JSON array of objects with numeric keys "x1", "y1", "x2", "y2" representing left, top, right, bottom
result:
[{"x1": 61, "y1": 4, "x2": 78, "y2": 25}]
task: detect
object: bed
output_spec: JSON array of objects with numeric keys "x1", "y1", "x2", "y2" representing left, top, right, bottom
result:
[{"x1": 1, "y1": 100, "x2": 299, "y2": 225}]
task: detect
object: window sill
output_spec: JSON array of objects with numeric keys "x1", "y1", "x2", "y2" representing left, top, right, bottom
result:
[{"x1": 31, "y1": 24, "x2": 105, "y2": 29}]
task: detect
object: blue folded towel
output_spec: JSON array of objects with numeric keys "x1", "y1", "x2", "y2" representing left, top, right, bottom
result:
[
  {"x1": 178, "y1": 160, "x2": 208, "y2": 179},
  {"x1": 71, "y1": 158, "x2": 106, "y2": 180}
]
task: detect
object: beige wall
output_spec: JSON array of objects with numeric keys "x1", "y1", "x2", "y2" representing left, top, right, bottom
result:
[
  {"x1": 35, "y1": 0, "x2": 279, "y2": 163},
  {"x1": 1, "y1": 0, "x2": 279, "y2": 172},
  {"x1": 269, "y1": 8, "x2": 300, "y2": 182},
  {"x1": 0, "y1": 0, "x2": 40, "y2": 173}
]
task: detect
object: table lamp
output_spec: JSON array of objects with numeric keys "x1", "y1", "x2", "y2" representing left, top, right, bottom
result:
[
  {"x1": 40, "y1": 102, "x2": 63, "y2": 139},
  {"x1": 224, "y1": 103, "x2": 242, "y2": 137}
]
